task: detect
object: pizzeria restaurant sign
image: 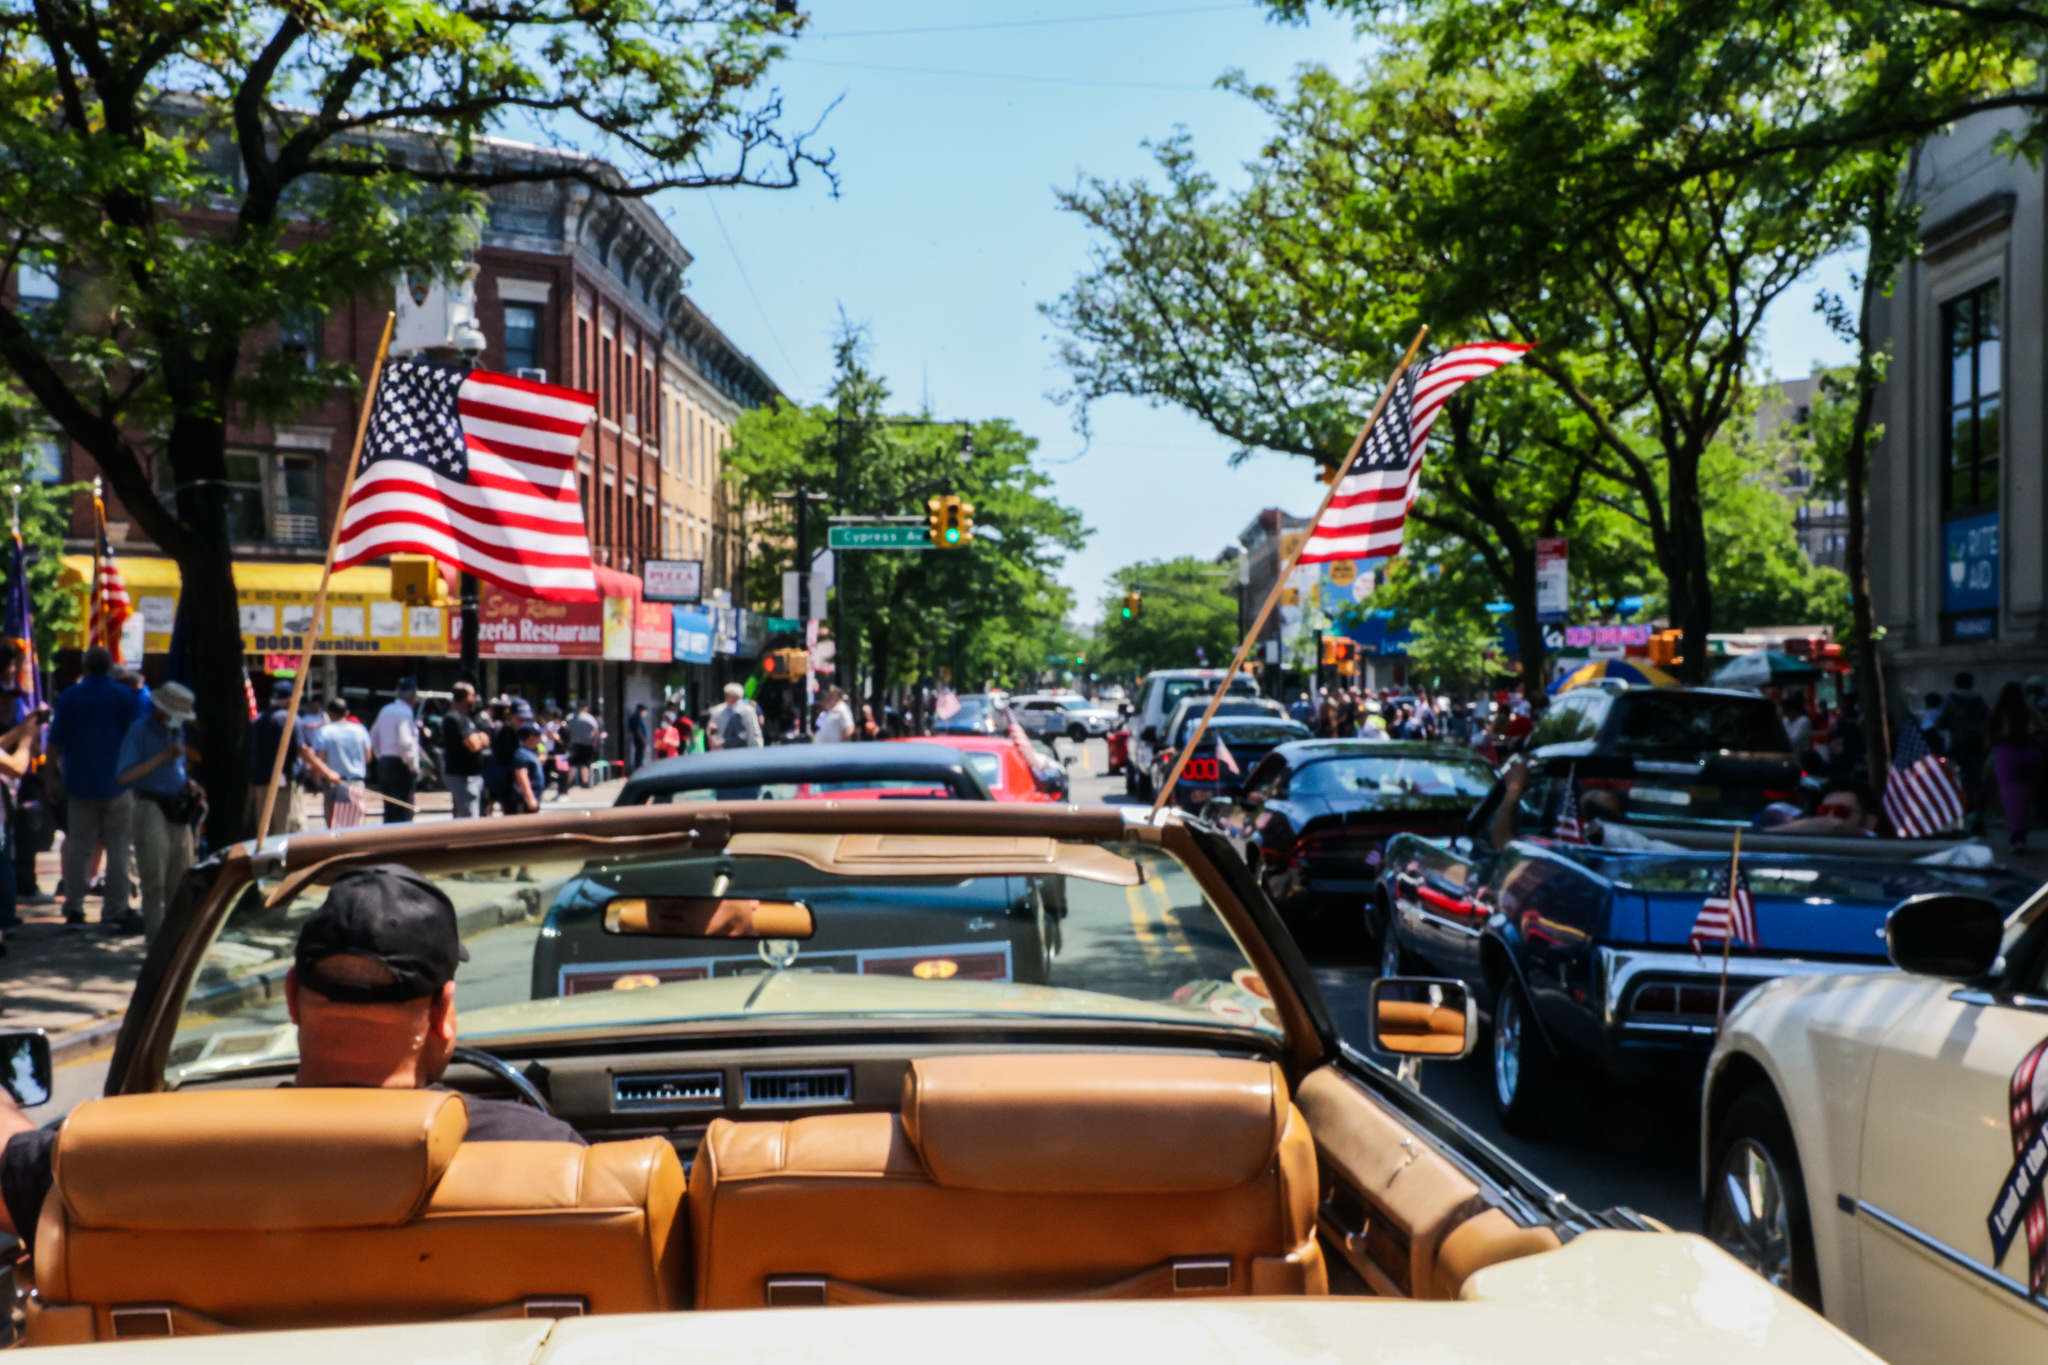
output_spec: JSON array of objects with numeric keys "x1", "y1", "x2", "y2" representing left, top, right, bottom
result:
[{"x1": 453, "y1": 581, "x2": 606, "y2": 658}]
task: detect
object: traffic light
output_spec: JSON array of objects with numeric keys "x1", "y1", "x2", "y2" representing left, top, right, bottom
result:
[
  {"x1": 927, "y1": 495, "x2": 975, "y2": 547},
  {"x1": 761, "y1": 648, "x2": 810, "y2": 678},
  {"x1": 390, "y1": 554, "x2": 446, "y2": 606},
  {"x1": 926, "y1": 496, "x2": 945, "y2": 545},
  {"x1": 1649, "y1": 629, "x2": 1682, "y2": 667},
  {"x1": 956, "y1": 499, "x2": 974, "y2": 545},
  {"x1": 1120, "y1": 590, "x2": 1142, "y2": 620}
]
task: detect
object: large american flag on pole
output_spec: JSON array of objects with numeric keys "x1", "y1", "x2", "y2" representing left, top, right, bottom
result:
[
  {"x1": 333, "y1": 363, "x2": 601, "y2": 601},
  {"x1": 1883, "y1": 720, "x2": 1965, "y2": 837},
  {"x1": 1298, "y1": 343, "x2": 1532, "y2": 564},
  {"x1": 1688, "y1": 863, "x2": 1757, "y2": 956}
]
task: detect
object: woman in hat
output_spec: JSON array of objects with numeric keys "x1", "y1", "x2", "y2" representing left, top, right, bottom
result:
[{"x1": 114, "y1": 681, "x2": 201, "y2": 940}]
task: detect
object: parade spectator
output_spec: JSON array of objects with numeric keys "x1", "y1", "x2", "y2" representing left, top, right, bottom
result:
[
  {"x1": 1988, "y1": 682, "x2": 2045, "y2": 851},
  {"x1": 486, "y1": 701, "x2": 525, "y2": 812},
  {"x1": 315, "y1": 697, "x2": 372, "y2": 829},
  {"x1": 508, "y1": 723, "x2": 547, "y2": 815},
  {"x1": 565, "y1": 700, "x2": 602, "y2": 788},
  {"x1": 115, "y1": 682, "x2": 200, "y2": 939},
  {"x1": 861, "y1": 703, "x2": 881, "y2": 741},
  {"x1": 1774, "y1": 778, "x2": 1883, "y2": 837},
  {"x1": 47, "y1": 646, "x2": 143, "y2": 927},
  {"x1": 440, "y1": 682, "x2": 487, "y2": 819},
  {"x1": 628, "y1": 703, "x2": 649, "y2": 773},
  {"x1": 1941, "y1": 673, "x2": 1991, "y2": 835},
  {"x1": 1782, "y1": 693, "x2": 1814, "y2": 767},
  {"x1": 0, "y1": 714, "x2": 39, "y2": 955},
  {"x1": 0, "y1": 641, "x2": 44, "y2": 909},
  {"x1": 251, "y1": 678, "x2": 337, "y2": 838},
  {"x1": 815, "y1": 686, "x2": 855, "y2": 744},
  {"x1": 653, "y1": 710, "x2": 682, "y2": 760},
  {"x1": 1289, "y1": 691, "x2": 1315, "y2": 727},
  {"x1": 709, "y1": 683, "x2": 763, "y2": 749},
  {"x1": 369, "y1": 679, "x2": 420, "y2": 825},
  {"x1": 1918, "y1": 691, "x2": 1946, "y2": 751}
]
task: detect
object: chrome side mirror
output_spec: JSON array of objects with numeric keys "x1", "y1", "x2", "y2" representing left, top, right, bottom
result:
[{"x1": 1367, "y1": 977, "x2": 1476, "y2": 1090}]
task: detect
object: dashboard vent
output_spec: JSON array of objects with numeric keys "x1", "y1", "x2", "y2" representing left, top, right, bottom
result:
[
  {"x1": 743, "y1": 1068, "x2": 853, "y2": 1107},
  {"x1": 612, "y1": 1071, "x2": 724, "y2": 1110}
]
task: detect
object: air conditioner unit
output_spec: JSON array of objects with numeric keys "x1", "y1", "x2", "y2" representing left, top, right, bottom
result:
[{"x1": 515, "y1": 367, "x2": 548, "y2": 384}]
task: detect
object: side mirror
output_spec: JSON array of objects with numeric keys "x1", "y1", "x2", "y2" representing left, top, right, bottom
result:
[
  {"x1": 0, "y1": 1029, "x2": 52, "y2": 1108},
  {"x1": 1368, "y1": 977, "x2": 1476, "y2": 1061},
  {"x1": 1886, "y1": 893, "x2": 2004, "y2": 980},
  {"x1": 605, "y1": 897, "x2": 816, "y2": 939}
]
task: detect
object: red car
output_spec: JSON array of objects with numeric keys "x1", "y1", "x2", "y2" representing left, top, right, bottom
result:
[{"x1": 895, "y1": 735, "x2": 1058, "y2": 803}]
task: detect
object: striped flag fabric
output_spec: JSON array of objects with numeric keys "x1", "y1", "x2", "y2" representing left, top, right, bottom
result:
[
  {"x1": 1992, "y1": 1037, "x2": 2048, "y2": 1291},
  {"x1": 334, "y1": 362, "x2": 600, "y2": 601},
  {"x1": 1884, "y1": 720, "x2": 1965, "y2": 837},
  {"x1": 1215, "y1": 735, "x2": 1240, "y2": 776},
  {"x1": 1299, "y1": 343, "x2": 1533, "y2": 564},
  {"x1": 89, "y1": 513, "x2": 131, "y2": 659},
  {"x1": 1551, "y1": 771, "x2": 1586, "y2": 845},
  {"x1": 1689, "y1": 864, "x2": 1757, "y2": 957},
  {"x1": 324, "y1": 782, "x2": 369, "y2": 830}
]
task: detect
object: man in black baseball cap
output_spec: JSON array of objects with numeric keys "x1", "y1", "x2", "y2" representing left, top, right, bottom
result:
[{"x1": 0, "y1": 863, "x2": 580, "y2": 1256}]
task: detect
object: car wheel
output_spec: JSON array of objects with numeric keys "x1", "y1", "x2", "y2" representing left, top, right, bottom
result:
[
  {"x1": 1492, "y1": 977, "x2": 1560, "y2": 1136},
  {"x1": 1068, "y1": 723, "x2": 1088, "y2": 743},
  {"x1": 1707, "y1": 1088, "x2": 1822, "y2": 1309},
  {"x1": 1363, "y1": 888, "x2": 1390, "y2": 954}
]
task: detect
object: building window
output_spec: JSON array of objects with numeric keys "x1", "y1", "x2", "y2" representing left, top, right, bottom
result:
[
  {"x1": 503, "y1": 304, "x2": 541, "y2": 375},
  {"x1": 1942, "y1": 282, "x2": 2001, "y2": 516},
  {"x1": 600, "y1": 337, "x2": 614, "y2": 420},
  {"x1": 279, "y1": 310, "x2": 321, "y2": 372},
  {"x1": 15, "y1": 261, "x2": 59, "y2": 311},
  {"x1": 29, "y1": 435, "x2": 61, "y2": 483},
  {"x1": 577, "y1": 319, "x2": 589, "y2": 389}
]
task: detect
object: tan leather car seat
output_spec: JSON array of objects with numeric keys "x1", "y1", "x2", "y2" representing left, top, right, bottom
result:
[
  {"x1": 26, "y1": 1089, "x2": 684, "y2": 1344},
  {"x1": 688, "y1": 1054, "x2": 1325, "y2": 1308}
]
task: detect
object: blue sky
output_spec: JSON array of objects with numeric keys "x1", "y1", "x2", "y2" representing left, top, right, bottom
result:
[{"x1": 653, "y1": 3, "x2": 1857, "y2": 626}]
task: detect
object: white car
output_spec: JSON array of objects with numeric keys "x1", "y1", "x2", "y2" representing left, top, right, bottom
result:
[
  {"x1": 1013, "y1": 693, "x2": 1119, "y2": 742},
  {"x1": 1703, "y1": 887, "x2": 2048, "y2": 1363}
]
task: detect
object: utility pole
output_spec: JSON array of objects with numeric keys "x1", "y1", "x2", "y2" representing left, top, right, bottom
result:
[{"x1": 459, "y1": 571, "x2": 479, "y2": 684}]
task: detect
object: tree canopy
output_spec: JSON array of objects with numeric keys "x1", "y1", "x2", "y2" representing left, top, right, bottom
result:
[{"x1": 1091, "y1": 556, "x2": 1241, "y2": 680}]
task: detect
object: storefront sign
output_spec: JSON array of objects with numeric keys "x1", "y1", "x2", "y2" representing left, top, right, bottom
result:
[
  {"x1": 1536, "y1": 538, "x2": 1569, "y2": 623},
  {"x1": 632, "y1": 601, "x2": 672, "y2": 663},
  {"x1": 242, "y1": 591, "x2": 444, "y2": 656},
  {"x1": 1944, "y1": 511, "x2": 2000, "y2": 615},
  {"x1": 1562, "y1": 624, "x2": 1652, "y2": 648},
  {"x1": 673, "y1": 608, "x2": 715, "y2": 664},
  {"x1": 642, "y1": 559, "x2": 703, "y2": 604},
  {"x1": 602, "y1": 596, "x2": 634, "y2": 661},
  {"x1": 453, "y1": 582, "x2": 602, "y2": 657}
]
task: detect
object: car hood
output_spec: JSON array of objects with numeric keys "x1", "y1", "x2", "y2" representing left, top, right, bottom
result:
[
  {"x1": 1584, "y1": 849, "x2": 2033, "y2": 958},
  {"x1": 61, "y1": 1233, "x2": 1877, "y2": 1363},
  {"x1": 457, "y1": 970, "x2": 1278, "y2": 1040}
]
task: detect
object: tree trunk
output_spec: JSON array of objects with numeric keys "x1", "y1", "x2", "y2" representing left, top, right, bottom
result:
[
  {"x1": 180, "y1": 535, "x2": 251, "y2": 842},
  {"x1": 1846, "y1": 198, "x2": 1893, "y2": 788},
  {"x1": 1507, "y1": 549, "x2": 1546, "y2": 700},
  {"x1": 1666, "y1": 454, "x2": 1715, "y2": 684}
]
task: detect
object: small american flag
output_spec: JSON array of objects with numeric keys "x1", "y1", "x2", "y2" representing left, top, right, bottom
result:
[
  {"x1": 325, "y1": 782, "x2": 368, "y2": 830},
  {"x1": 334, "y1": 362, "x2": 600, "y2": 601},
  {"x1": 1884, "y1": 719, "x2": 1964, "y2": 838},
  {"x1": 1299, "y1": 343, "x2": 1532, "y2": 564},
  {"x1": 1551, "y1": 772, "x2": 1586, "y2": 844},
  {"x1": 89, "y1": 508, "x2": 131, "y2": 660},
  {"x1": 1689, "y1": 864, "x2": 1757, "y2": 956},
  {"x1": 1215, "y1": 735, "x2": 1240, "y2": 776}
]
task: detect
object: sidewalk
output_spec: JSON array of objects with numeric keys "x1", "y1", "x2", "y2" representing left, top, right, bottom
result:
[{"x1": 0, "y1": 776, "x2": 627, "y2": 1049}]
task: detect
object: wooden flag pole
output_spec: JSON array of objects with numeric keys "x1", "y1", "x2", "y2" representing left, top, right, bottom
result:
[
  {"x1": 88, "y1": 478, "x2": 104, "y2": 653},
  {"x1": 1715, "y1": 827, "x2": 1743, "y2": 1032},
  {"x1": 1151, "y1": 326, "x2": 1429, "y2": 817},
  {"x1": 256, "y1": 312, "x2": 397, "y2": 842}
]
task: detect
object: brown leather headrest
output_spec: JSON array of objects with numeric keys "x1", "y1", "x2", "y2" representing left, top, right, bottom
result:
[
  {"x1": 55, "y1": 1089, "x2": 468, "y2": 1230},
  {"x1": 901, "y1": 1054, "x2": 1286, "y2": 1194}
]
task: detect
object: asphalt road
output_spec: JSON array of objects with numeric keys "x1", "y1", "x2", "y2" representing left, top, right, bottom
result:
[{"x1": 1061, "y1": 737, "x2": 1702, "y2": 1232}]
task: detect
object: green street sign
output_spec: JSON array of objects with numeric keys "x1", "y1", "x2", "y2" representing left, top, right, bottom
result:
[
  {"x1": 765, "y1": 616, "x2": 800, "y2": 632},
  {"x1": 829, "y1": 525, "x2": 931, "y2": 550}
]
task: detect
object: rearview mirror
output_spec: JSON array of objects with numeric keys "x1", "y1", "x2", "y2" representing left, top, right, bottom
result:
[
  {"x1": 0, "y1": 1029, "x2": 52, "y2": 1109},
  {"x1": 1368, "y1": 978, "x2": 1476, "y2": 1060},
  {"x1": 604, "y1": 897, "x2": 815, "y2": 939},
  {"x1": 1886, "y1": 893, "x2": 2004, "y2": 980}
]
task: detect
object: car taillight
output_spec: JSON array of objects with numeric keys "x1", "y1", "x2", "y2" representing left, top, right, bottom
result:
[
  {"x1": 1185, "y1": 759, "x2": 1219, "y2": 781},
  {"x1": 1762, "y1": 788, "x2": 1794, "y2": 800}
]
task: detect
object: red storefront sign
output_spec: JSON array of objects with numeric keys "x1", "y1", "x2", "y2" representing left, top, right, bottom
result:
[
  {"x1": 633, "y1": 600, "x2": 672, "y2": 662},
  {"x1": 452, "y1": 581, "x2": 604, "y2": 657}
]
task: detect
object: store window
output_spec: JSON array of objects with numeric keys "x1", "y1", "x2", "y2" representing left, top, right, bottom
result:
[
  {"x1": 503, "y1": 304, "x2": 541, "y2": 375},
  {"x1": 1941, "y1": 281, "x2": 2002, "y2": 643}
]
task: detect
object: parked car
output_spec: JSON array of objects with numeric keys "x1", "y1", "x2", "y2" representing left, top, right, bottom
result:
[
  {"x1": 897, "y1": 735, "x2": 1060, "y2": 802},
  {"x1": 616, "y1": 744, "x2": 995, "y2": 804},
  {"x1": 1701, "y1": 889, "x2": 2048, "y2": 1360},
  {"x1": 930, "y1": 692, "x2": 1006, "y2": 736},
  {"x1": 1378, "y1": 751, "x2": 2034, "y2": 1134},
  {"x1": 1133, "y1": 693, "x2": 1285, "y2": 799},
  {"x1": 1012, "y1": 693, "x2": 1120, "y2": 743},
  {"x1": 1126, "y1": 669, "x2": 1264, "y2": 800},
  {"x1": 1146, "y1": 713, "x2": 1311, "y2": 811},
  {"x1": 18, "y1": 794, "x2": 1879, "y2": 1359},
  {"x1": 1203, "y1": 740, "x2": 1497, "y2": 938}
]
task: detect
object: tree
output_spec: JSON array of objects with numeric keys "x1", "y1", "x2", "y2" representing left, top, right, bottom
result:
[
  {"x1": 0, "y1": 0, "x2": 828, "y2": 836},
  {"x1": 1401, "y1": 615, "x2": 1499, "y2": 695},
  {"x1": 725, "y1": 330, "x2": 1087, "y2": 703},
  {"x1": 1093, "y1": 558, "x2": 1239, "y2": 678},
  {"x1": 0, "y1": 393, "x2": 80, "y2": 663}
]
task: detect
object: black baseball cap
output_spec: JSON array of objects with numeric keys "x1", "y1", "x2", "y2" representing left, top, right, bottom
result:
[{"x1": 294, "y1": 864, "x2": 469, "y2": 1004}]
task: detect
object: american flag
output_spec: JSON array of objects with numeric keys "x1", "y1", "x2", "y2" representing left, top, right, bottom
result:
[
  {"x1": 1884, "y1": 719, "x2": 1964, "y2": 837},
  {"x1": 88, "y1": 505, "x2": 131, "y2": 659},
  {"x1": 1688, "y1": 864, "x2": 1757, "y2": 956},
  {"x1": 325, "y1": 782, "x2": 368, "y2": 830},
  {"x1": 1215, "y1": 735, "x2": 1240, "y2": 776},
  {"x1": 333, "y1": 362, "x2": 600, "y2": 601},
  {"x1": 1551, "y1": 772, "x2": 1586, "y2": 844},
  {"x1": 1299, "y1": 343, "x2": 1533, "y2": 564}
]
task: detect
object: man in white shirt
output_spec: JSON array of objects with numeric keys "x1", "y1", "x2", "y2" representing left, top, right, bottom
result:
[
  {"x1": 369, "y1": 679, "x2": 420, "y2": 825},
  {"x1": 814, "y1": 686, "x2": 855, "y2": 744},
  {"x1": 708, "y1": 683, "x2": 762, "y2": 750}
]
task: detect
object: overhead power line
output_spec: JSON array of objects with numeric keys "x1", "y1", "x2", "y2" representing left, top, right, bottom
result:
[
  {"x1": 787, "y1": 58, "x2": 1222, "y2": 93},
  {"x1": 812, "y1": 5, "x2": 1253, "y2": 39}
]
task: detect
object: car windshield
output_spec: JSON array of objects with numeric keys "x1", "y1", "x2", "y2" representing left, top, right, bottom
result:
[
  {"x1": 162, "y1": 835, "x2": 1277, "y2": 1086},
  {"x1": 1171, "y1": 702, "x2": 1274, "y2": 743},
  {"x1": 954, "y1": 750, "x2": 1007, "y2": 788},
  {"x1": 944, "y1": 697, "x2": 993, "y2": 723},
  {"x1": 1059, "y1": 698, "x2": 1091, "y2": 711},
  {"x1": 1162, "y1": 677, "x2": 1260, "y2": 708},
  {"x1": 641, "y1": 779, "x2": 962, "y2": 801},
  {"x1": 1292, "y1": 754, "x2": 1496, "y2": 799},
  {"x1": 1193, "y1": 722, "x2": 1307, "y2": 747},
  {"x1": 1606, "y1": 692, "x2": 1790, "y2": 757}
]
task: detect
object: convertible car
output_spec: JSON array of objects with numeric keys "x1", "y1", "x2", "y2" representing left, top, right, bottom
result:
[
  {"x1": 616, "y1": 745, "x2": 994, "y2": 804},
  {"x1": 0, "y1": 800, "x2": 1879, "y2": 1362}
]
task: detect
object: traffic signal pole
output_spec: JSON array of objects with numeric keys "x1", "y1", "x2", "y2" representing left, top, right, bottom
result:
[{"x1": 1151, "y1": 326, "x2": 1427, "y2": 817}]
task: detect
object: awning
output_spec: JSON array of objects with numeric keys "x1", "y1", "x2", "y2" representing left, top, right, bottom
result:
[
  {"x1": 61, "y1": 555, "x2": 397, "y2": 597},
  {"x1": 592, "y1": 565, "x2": 642, "y2": 601}
]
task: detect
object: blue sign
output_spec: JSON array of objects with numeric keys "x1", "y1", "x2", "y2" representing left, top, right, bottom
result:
[
  {"x1": 673, "y1": 608, "x2": 715, "y2": 665},
  {"x1": 1945, "y1": 511, "x2": 2000, "y2": 615}
]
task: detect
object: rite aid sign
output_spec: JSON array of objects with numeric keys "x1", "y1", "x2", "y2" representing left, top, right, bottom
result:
[{"x1": 643, "y1": 559, "x2": 703, "y2": 604}]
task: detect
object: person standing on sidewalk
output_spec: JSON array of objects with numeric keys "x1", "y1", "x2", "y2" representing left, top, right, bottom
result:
[
  {"x1": 114, "y1": 682, "x2": 200, "y2": 939},
  {"x1": 708, "y1": 683, "x2": 762, "y2": 750},
  {"x1": 440, "y1": 682, "x2": 488, "y2": 819},
  {"x1": 565, "y1": 700, "x2": 602, "y2": 788},
  {"x1": 370, "y1": 679, "x2": 421, "y2": 824},
  {"x1": 251, "y1": 679, "x2": 336, "y2": 838},
  {"x1": 628, "y1": 703, "x2": 649, "y2": 774},
  {"x1": 814, "y1": 686, "x2": 855, "y2": 744},
  {"x1": 46, "y1": 646, "x2": 142, "y2": 928},
  {"x1": 314, "y1": 697, "x2": 371, "y2": 828}
]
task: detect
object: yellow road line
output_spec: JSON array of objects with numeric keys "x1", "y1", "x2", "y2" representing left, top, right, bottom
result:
[
  {"x1": 1148, "y1": 876, "x2": 1195, "y2": 958},
  {"x1": 1126, "y1": 884, "x2": 1164, "y2": 965}
]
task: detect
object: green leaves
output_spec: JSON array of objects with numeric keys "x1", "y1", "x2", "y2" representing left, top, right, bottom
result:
[{"x1": 1092, "y1": 556, "x2": 1240, "y2": 678}]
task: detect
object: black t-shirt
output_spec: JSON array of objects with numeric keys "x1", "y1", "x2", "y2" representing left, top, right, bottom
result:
[
  {"x1": 441, "y1": 710, "x2": 481, "y2": 777},
  {"x1": 247, "y1": 707, "x2": 298, "y2": 785},
  {"x1": 1, "y1": 1091, "x2": 581, "y2": 1256}
]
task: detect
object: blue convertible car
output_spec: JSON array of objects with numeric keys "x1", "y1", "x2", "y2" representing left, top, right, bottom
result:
[{"x1": 1375, "y1": 688, "x2": 2038, "y2": 1134}]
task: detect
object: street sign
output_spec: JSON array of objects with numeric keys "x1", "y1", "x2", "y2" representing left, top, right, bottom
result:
[
  {"x1": 829, "y1": 525, "x2": 931, "y2": 550},
  {"x1": 766, "y1": 616, "x2": 800, "y2": 632}
]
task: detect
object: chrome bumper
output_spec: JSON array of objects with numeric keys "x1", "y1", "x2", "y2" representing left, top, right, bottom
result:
[{"x1": 1595, "y1": 946, "x2": 1893, "y2": 1035}]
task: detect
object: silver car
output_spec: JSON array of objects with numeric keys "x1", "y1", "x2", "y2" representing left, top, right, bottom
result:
[{"x1": 1013, "y1": 694, "x2": 1119, "y2": 742}]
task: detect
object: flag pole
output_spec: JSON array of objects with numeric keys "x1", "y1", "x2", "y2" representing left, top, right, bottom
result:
[
  {"x1": 1715, "y1": 827, "x2": 1742, "y2": 1031},
  {"x1": 89, "y1": 478, "x2": 104, "y2": 655},
  {"x1": 1151, "y1": 326, "x2": 1429, "y2": 816},
  {"x1": 256, "y1": 312, "x2": 396, "y2": 842}
]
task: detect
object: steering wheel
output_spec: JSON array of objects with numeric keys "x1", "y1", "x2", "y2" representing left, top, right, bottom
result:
[{"x1": 451, "y1": 1045, "x2": 554, "y2": 1115}]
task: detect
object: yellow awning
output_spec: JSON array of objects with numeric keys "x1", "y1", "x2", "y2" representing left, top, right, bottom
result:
[{"x1": 61, "y1": 556, "x2": 394, "y2": 595}]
